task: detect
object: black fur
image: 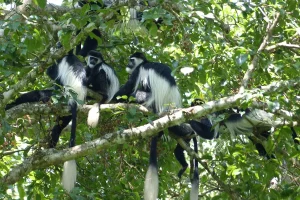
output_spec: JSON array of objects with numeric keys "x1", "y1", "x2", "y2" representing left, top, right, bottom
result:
[
  {"x1": 189, "y1": 118, "x2": 217, "y2": 140},
  {"x1": 169, "y1": 124, "x2": 199, "y2": 179},
  {"x1": 5, "y1": 90, "x2": 53, "y2": 110},
  {"x1": 76, "y1": 29, "x2": 102, "y2": 57},
  {"x1": 189, "y1": 99, "x2": 299, "y2": 159},
  {"x1": 113, "y1": 52, "x2": 182, "y2": 199},
  {"x1": 86, "y1": 50, "x2": 119, "y2": 103},
  {"x1": 46, "y1": 48, "x2": 87, "y2": 148},
  {"x1": 5, "y1": 46, "x2": 87, "y2": 148},
  {"x1": 75, "y1": 1, "x2": 103, "y2": 57}
]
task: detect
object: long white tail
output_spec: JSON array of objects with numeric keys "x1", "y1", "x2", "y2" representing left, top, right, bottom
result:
[
  {"x1": 190, "y1": 137, "x2": 199, "y2": 200},
  {"x1": 62, "y1": 160, "x2": 77, "y2": 192},
  {"x1": 144, "y1": 136, "x2": 160, "y2": 200},
  {"x1": 87, "y1": 103, "x2": 100, "y2": 128},
  {"x1": 144, "y1": 164, "x2": 159, "y2": 200},
  {"x1": 190, "y1": 177, "x2": 199, "y2": 200}
]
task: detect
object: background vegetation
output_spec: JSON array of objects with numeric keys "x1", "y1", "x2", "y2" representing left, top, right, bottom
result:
[{"x1": 0, "y1": 0, "x2": 299, "y2": 199}]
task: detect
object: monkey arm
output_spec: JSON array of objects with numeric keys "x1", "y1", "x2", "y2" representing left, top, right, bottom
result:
[
  {"x1": 112, "y1": 69, "x2": 139, "y2": 102},
  {"x1": 189, "y1": 118, "x2": 216, "y2": 140}
]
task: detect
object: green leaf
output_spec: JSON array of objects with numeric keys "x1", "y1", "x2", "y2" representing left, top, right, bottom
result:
[
  {"x1": 17, "y1": 181, "x2": 25, "y2": 199},
  {"x1": 34, "y1": 0, "x2": 47, "y2": 9},
  {"x1": 149, "y1": 22, "x2": 158, "y2": 37},
  {"x1": 232, "y1": 169, "x2": 242, "y2": 177}
]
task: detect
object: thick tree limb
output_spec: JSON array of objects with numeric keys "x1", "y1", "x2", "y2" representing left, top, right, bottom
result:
[
  {"x1": 5, "y1": 78, "x2": 299, "y2": 121},
  {"x1": 2, "y1": 78, "x2": 300, "y2": 185},
  {"x1": 239, "y1": 12, "x2": 281, "y2": 93},
  {"x1": 5, "y1": 102, "x2": 149, "y2": 120}
]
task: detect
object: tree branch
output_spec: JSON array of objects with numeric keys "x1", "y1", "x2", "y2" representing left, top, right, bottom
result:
[
  {"x1": 0, "y1": 145, "x2": 34, "y2": 158},
  {"x1": 176, "y1": 138, "x2": 240, "y2": 199},
  {"x1": 265, "y1": 41, "x2": 300, "y2": 51},
  {"x1": 5, "y1": 78, "x2": 299, "y2": 122},
  {"x1": 0, "y1": 23, "x2": 96, "y2": 110},
  {"x1": 2, "y1": 78, "x2": 299, "y2": 185},
  {"x1": 239, "y1": 12, "x2": 281, "y2": 93},
  {"x1": 5, "y1": 102, "x2": 149, "y2": 120}
]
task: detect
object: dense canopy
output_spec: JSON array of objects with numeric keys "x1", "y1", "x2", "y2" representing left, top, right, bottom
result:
[{"x1": 0, "y1": 0, "x2": 299, "y2": 199}]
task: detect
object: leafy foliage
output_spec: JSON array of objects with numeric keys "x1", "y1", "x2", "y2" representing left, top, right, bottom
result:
[{"x1": 0, "y1": 0, "x2": 300, "y2": 199}]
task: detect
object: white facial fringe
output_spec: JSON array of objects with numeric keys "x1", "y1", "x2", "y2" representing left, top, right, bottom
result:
[{"x1": 134, "y1": 67, "x2": 182, "y2": 114}]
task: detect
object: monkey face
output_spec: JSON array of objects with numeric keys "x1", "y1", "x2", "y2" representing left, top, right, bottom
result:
[
  {"x1": 126, "y1": 57, "x2": 143, "y2": 73},
  {"x1": 88, "y1": 56, "x2": 101, "y2": 68}
]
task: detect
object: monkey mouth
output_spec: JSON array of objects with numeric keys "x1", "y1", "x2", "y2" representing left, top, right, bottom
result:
[{"x1": 90, "y1": 60, "x2": 97, "y2": 65}]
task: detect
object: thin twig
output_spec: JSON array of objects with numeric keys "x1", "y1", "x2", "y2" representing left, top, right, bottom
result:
[
  {"x1": 265, "y1": 41, "x2": 300, "y2": 51},
  {"x1": 176, "y1": 138, "x2": 240, "y2": 200},
  {"x1": 1, "y1": 145, "x2": 33, "y2": 158}
]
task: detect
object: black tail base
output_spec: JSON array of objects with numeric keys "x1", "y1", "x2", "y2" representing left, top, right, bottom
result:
[{"x1": 49, "y1": 115, "x2": 72, "y2": 148}]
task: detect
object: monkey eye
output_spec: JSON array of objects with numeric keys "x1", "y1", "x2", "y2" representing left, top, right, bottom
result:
[
  {"x1": 129, "y1": 58, "x2": 134, "y2": 62},
  {"x1": 88, "y1": 56, "x2": 100, "y2": 66}
]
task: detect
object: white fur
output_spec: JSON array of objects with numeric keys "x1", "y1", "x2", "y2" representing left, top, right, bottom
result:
[
  {"x1": 99, "y1": 63, "x2": 120, "y2": 102},
  {"x1": 3, "y1": 89, "x2": 14, "y2": 101},
  {"x1": 88, "y1": 55, "x2": 102, "y2": 68},
  {"x1": 74, "y1": 2, "x2": 80, "y2": 8},
  {"x1": 87, "y1": 103, "x2": 100, "y2": 128},
  {"x1": 57, "y1": 57, "x2": 87, "y2": 105},
  {"x1": 127, "y1": 57, "x2": 144, "y2": 74},
  {"x1": 134, "y1": 67, "x2": 182, "y2": 114},
  {"x1": 62, "y1": 160, "x2": 77, "y2": 192},
  {"x1": 133, "y1": 57, "x2": 144, "y2": 68},
  {"x1": 129, "y1": 8, "x2": 137, "y2": 19},
  {"x1": 190, "y1": 178, "x2": 199, "y2": 200},
  {"x1": 126, "y1": 67, "x2": 132, "y2": 73},
  {"x1": 224, "y1": 118, "x2": 253, "y2": 138},
  {"x1": 245, "y1": 109, "x2": 281, "y2": 127},
  {"x1": 222, "y1": 109, "x2": 281, "y2": 138},
  {"x1": 144, "y1": 164, "x2": 159, "y2": 200}
]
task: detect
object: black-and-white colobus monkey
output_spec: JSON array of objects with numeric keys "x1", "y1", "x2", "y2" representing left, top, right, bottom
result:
[
  {"x1": 74, "y1": 0, "x2": 103, "y2": 57},
  {"x1": 46, "y1": 45, "x2": 88, "y2": 192},
  {"x1": 6, "y1": 42, "x2": 87, "y2": 192},
  {"x1": 5, "y1": 49, "x2": 120, "y2": 191},
  {"x1": 189, "y1": 99, "x2": 299, "y2": 158},
  {"x1": 86, "y1": 50, "x2": 119, "y2": 103},
  {"x1": 5, "y1": 45, "x2": 87, "y2": 149},
  {"x1": 124, "y1": 89, "x2": 200, "y2": 193},
  {"x1": 85, "y1": 50, "x2": 120, "y2": 127},
  {"x1": 113, "y1": 52, "x2": 182, "y2": 200},
  {"x1": 75, "y1": 1, "x2": 164, "y2": 58},
  {"x1": 113, "y1": 52, "x2": 182, "y2": 113}
]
